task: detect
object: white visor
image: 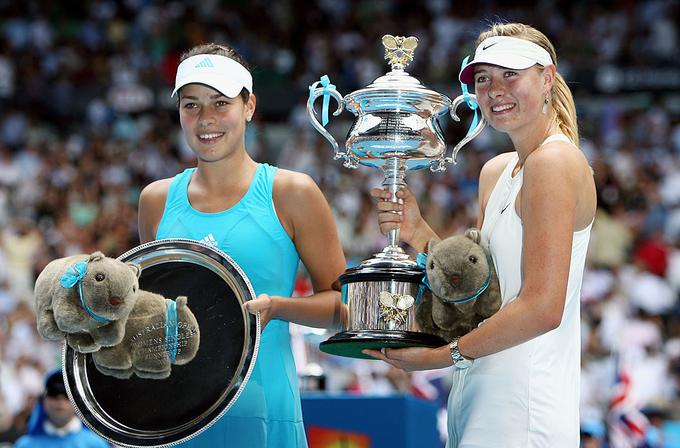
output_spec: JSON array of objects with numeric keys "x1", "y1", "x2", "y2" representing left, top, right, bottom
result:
[
  {"x1": 459, "y1": 36, "x2": 553, "y2": 84},
  {"x1": 172, "y1": 54, "x2": 253, "y2": 98}
]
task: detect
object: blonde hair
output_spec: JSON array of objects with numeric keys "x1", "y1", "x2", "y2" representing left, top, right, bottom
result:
[{"x1": 477, "y1": 23, "x2": 579, "y2": 146}]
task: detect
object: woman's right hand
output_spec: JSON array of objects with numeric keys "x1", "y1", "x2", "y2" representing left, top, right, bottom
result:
[{"x1": 369, "y1": 187, "x2": 434, "y2": 251}]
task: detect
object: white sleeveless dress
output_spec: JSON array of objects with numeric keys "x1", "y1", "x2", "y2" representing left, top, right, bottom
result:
[{"x1": 447, "y1": 134, "x2": 593, "y2": 448}]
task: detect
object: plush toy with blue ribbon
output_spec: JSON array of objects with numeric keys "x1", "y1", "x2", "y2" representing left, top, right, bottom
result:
[
  {"x1": 415, "y1": 228, "x2": 502, "y2": 341},
  {"x1": 35, "y1": 251, "x2": 141, "y2": 353},
  {"x1": 59, "y1": 260, "x2": 111, "y2": 324},
  {"x1": 35, "y1": 251, "x2": 201, "y2": 380},
  {"x1": 92, "y1": 294, "x2": 200, "y2": 380}
]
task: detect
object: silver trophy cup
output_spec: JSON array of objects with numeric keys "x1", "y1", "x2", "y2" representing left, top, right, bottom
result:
[{"x1": 308, "y1": 35, "x2": 486, "y2": 358}]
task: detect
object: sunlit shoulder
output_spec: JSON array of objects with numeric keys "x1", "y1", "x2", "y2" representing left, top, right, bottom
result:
[
  {"x1": 139, "y1": 178, "x2": 173, "y2": 204},
  {"x1": 480, "y1": 151, "x2": 517, "y2": 183},
  {"x1": 273, "y1": 169, "x2": 319, "y2": 197},
  {"x1": 272, "y1": 168, "x2": 331, "y2": 241},
  {"x1": 524, "y1": 139, "x2": 588, "y2": 177}
]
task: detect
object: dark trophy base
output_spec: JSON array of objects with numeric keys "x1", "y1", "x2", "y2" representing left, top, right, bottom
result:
[{"x1": 319, "y1": 330, "x2": 448, "y2": 359}]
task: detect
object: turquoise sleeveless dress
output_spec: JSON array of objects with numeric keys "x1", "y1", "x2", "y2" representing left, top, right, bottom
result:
[{"x1": 156, "y1": 163, "x2": 307, "y2": 447}]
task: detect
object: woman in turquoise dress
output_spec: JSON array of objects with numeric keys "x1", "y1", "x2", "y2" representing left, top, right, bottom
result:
[{"x1": 137, "y1": 43, "x2": 346, "y2": 448}]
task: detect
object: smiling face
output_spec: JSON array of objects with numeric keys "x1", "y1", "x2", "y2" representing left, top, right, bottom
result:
[
  {"x1": 178, "y1": 83, "x2": 256, "y2": 163},
  {"x1": 473, "y1": 64, "x2": 553, "y2": 135}
]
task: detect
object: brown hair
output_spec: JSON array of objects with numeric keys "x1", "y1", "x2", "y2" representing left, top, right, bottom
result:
[
  {"x1": 179, "y1": 43, "x2": 251, "y2": 103},
  {"x1": 477, "y1": 23, "x2": 579, "y2": 146}
]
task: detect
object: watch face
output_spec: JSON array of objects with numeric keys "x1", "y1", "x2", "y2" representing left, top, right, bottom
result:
[
  {"x1": 63, "y1": 239, "x2": 259, "y2": 447},
  {"x1": 450, "y1": 340, "x2": 472, "y2": 369},
  {"x1": 454, "y1": 357, "x2": 473, "y2": 368}
]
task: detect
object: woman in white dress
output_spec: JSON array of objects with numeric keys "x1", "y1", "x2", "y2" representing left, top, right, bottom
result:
[{"x1": 365, "y1": 23, "x2": 597, "y2": 447}]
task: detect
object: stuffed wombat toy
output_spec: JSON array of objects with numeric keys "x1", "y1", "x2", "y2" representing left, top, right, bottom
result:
[
  {"x1": 92, "y1": 293, "x2": 200, "y2": 380},
  {"x1": 416, "y1": 228, "x2": 502, "y2": 341},
  {"x1": 34, "y1": 251, "x2": 140, "y2": 353}
]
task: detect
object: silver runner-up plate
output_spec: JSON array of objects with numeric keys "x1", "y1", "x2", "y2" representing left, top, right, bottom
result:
[{"x1": 62, "y1": 239, "x2": 260, "y2": 448}]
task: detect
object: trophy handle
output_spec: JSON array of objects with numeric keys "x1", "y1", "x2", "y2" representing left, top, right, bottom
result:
[
  {"x1": 449, "y1": 94, "x2": 486, "y2": 162},
  {"x1": 307, "y1": 81, "x2": 355, "y2": 167},
  {"x1": 430, "y1": 94, "x2": 487, "y2": 172}
]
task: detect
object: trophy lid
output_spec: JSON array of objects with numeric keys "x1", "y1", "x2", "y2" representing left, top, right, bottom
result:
[
  {"x1": 344, "y1": 35, "x2": 452, "y2": 115},
  {"x1": 339, "y1": 246, "x2": 424, "y2": 284},
  {"x1": 339, "y1": 263, "x2": 424, "y2": 284}
]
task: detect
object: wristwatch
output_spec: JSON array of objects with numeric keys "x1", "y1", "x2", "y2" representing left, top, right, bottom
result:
[{"x1": 449, "y1": 338, "x2": 473, "y2": 369}]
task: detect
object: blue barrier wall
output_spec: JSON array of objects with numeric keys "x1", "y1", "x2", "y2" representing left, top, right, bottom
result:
[{"x1": 301, "y1": 393, "x2": 440, "y2": 448}]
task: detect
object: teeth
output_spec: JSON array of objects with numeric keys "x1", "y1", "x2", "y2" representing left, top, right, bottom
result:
[
  {"x1": 492, "y1": 104, "x2": 514, "y2": 112},
  {"x1": 199, "y1": 133, "x2": 224, "y2": 139}
]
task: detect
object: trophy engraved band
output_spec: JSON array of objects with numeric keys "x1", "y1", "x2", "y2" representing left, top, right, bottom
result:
[{"x1": 308, "y1": 35, "x2": 486, "y2": 358}]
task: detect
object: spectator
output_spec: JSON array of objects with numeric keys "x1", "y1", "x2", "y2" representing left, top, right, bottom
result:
[{"x1": 13, "y1": 369, "x2": 110, "y2": 448}]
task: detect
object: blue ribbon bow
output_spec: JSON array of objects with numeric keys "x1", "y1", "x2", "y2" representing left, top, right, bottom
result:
[
  {"x1": 59, "y1": 260, "x2": 110, "y2": 324},
  {"x1": 416, "y1": 252, "x2": 432, "y2": 303},
  {"x1": 459, "y1": 56, "x2": 480, "y2": 138},
  {"x1": 308, "y1": 74, "x2": 335, "y2": 127},
  {"x1": 60, "y1": 261, "x2": 88, "y2": 289},
  {"x1": 165, "y1": 300, "x2": 179, "y2": 364}
]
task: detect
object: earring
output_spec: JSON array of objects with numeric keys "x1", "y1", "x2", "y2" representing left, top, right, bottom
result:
[{"x1": 542, "y1": 96, "x2": 550, "y2": 114}]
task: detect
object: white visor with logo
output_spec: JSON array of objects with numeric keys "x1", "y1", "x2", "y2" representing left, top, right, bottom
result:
[
  {"x1": 459, "y1": 36, "x2": 553, "y2": 84},
  {"x1": 172, "y1": 54, "x2": 252, "y2": 98}
]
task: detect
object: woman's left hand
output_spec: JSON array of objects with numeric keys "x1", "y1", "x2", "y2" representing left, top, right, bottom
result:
[
  {"x1": 362, "y1": 346, "x2": 451, "y2": 372},
  {"x1": 244, "y1": 294, "x2": 276, "y2": 330}
]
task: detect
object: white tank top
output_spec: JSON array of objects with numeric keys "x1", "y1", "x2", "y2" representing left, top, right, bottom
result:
[
  {"x1": 447, "y1": 134, "x2": 593, "y2": 448},
  {"x1": 481, "y1": 133, "x2": 592, "y2": 307}
]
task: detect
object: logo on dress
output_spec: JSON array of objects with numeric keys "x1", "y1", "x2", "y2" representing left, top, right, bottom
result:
[{"x1": 201, "y1": 233, "x2": 218, "y2": 247}]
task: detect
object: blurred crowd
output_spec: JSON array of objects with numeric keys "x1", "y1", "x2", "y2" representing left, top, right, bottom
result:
[{"x1": 1, "y1": 0, "x2": 680, "y2": 446}]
